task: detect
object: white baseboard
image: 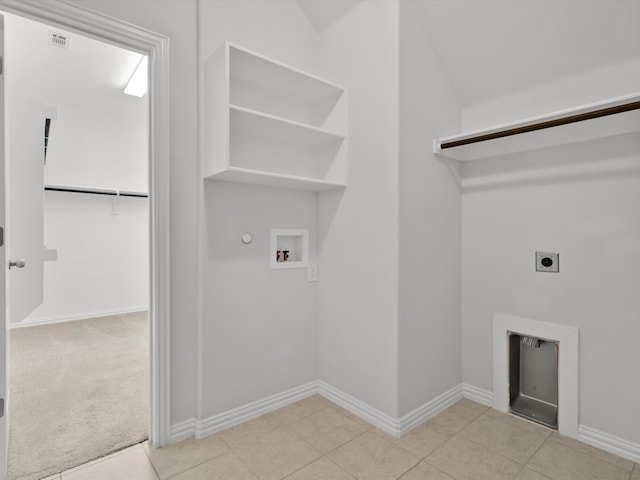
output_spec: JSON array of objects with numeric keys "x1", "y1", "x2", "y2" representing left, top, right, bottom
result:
[
  {"x1": 175, "y1": 380, "x2": 465, "y2": 443},
  {"x1": 397, "y1": 384, "x2": 463, "y2": 435},
  {"x1": 169, "y1": 418, "x2": 197, "y2": 444},
  {"x1": 170, "y1": 380, "x2": 640, "y2": 466},
  {"x1": 578, "y1": 424, "x2": 640, "y2": 464},
  {"x1": 193, "y1": 381, "x2": 319, "y2": 439},
  {"x1": 317, "y1": 381, "x2": 401, "y2": 436},
  {"x1": 11, "y1": 305, "x2": 149, "y2": 329},
  {"x1": 462, "y1": 383, "x2": 493, "y2": 407}
]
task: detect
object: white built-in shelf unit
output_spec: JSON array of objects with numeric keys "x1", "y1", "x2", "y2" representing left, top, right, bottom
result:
[
  {"x1": 434, "y1": 92, "x2": 640, "y2": 161},
  {"x1": 204, "y1": 41, "x2": 348, "y2": 191}
]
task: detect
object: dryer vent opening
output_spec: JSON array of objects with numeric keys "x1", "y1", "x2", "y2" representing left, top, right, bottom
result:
[{"x1": 508, "y1": 332, "x2": 558, "y2": 429}]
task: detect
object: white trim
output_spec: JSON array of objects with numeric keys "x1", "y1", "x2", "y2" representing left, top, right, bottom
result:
[
  {"x1": 169, "y1": 418, "x2": 197, "y2": 444},
  {"x1": 174, "y1": 381, "x2": 403, "y2": 440},
  {"x1": 194, "y1": 381, "x2": 319, "y2": 439},
  {"x1": 317, "y1": 381, "x2": 400, "y2": 436},
  {"x1": 397, "y1": 384, "x2": 463, "y2": 435},
  {"x1": 0, "y1": 0, "x2": 172, "y2": 448},
  {"x1": 195, "y1": 0, "x2": 205, "y2": 431},
  {"x1": 180, "y1": 381, "x2": 466, "y2": 441},
  {"x1": 493, "y1": 313, "x2": 579, "y2": 438},
  {"x1": 462, "y1": 383, "x2": 493, "y2": 407},
  {"x1": 173, "y1": 379, "x2": 640, "y2": 467},
  {"x1": 578, "y1": 424, "x2": 640, "y2": 464},
  {"x1": 10, "y1": 306, "x2": 149, "y2": 328}
]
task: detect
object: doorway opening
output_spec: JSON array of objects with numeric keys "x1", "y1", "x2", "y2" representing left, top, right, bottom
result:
[{"x1": 4, "y1": 12, "x2": 151, "y2": 479}]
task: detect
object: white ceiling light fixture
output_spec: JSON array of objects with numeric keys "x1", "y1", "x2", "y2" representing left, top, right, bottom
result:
[{"x1": 124, "y1": 55, "x2": 148, "y2": 97}]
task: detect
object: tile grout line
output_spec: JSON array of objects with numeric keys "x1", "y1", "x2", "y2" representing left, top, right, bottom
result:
[
  {"x1": 150, "y1": 439, "x2": 236, "y2": 480},
  {"x1": 423, "y1": 408, "x2": 541, "y2": 480},
  {"x1": 266, "y1": 425, "x2": 324, "y2": 480},
  {"x1": 217, "y1": 409, "x2": 352, "y2": 480},
  {"x1": 369, "y1": 419, "x2": 447, "y2": 462},
  {"x1": 546, "y1": 434, "x2": 636, "y2": 473},
  {"x1": 193, "y1": 407, "x2": 301, "y2": 479},
  {"x1": 216, "y1": 434, "x2": 261, "y2": 480},
  {"x1": 396, "y1": 461, "x2": 453, "y2": 480},
  {"x1": 519, "y1": 432, "x2": 562, "y2": 480},
  {"x1": 322, "y1": 454, "x2": 358, "y2": 480},
  {"x1": 305, "y1": 425, "x2": 372, "y2": 458},
  {"x1": 297, "y1": 428, "x2": 407, "y2": 479},
  {"x1": 274, "y1": 396, "x2": 335, "y2": 426},
  {"x1": 628, "y1": 460, "x2": 638, "y2": 480},
  {"x1": 140, "y1": 444, "x2": 162, "y2": 480},
  {"x1": 460, "y1": 430, "x2": 543, "y2": 478},
  {"x1": 217, "y1": 417, "x2": 322, "y2": 480}
]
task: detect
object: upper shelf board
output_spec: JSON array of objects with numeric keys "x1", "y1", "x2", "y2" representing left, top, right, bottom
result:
[
  {"x1": 230, "y1": 105, "x2": 345, "y2": 147},
  {"x1": 434, "y1": 92, "x2": 640, "y2": 161},
  {"x1": 229, "y1": 42, "x2": 345, "y2": 102}
]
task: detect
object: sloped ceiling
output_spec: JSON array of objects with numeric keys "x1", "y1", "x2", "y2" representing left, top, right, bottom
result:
[
  {"x1": 297, "y1": 0, "x2": 360, "y2": 32},
  {"x1": 413, "y1": 0, "x2": 640, "y2": 107},
  {"x1": 7, "y1": 13, "x2": 147, "y2": 118},
  {"x1": 297, "y1": 0, "x2": 640, "y2": 107}
]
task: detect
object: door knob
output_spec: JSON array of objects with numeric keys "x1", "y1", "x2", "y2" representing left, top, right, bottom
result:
[{"x1": 9, "y1": 259, "x2": 26, "y2": 269}]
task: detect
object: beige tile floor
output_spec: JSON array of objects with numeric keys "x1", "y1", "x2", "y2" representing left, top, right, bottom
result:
[{"x1": 43, "y1": 395, "x2": 639, "y2": 480}]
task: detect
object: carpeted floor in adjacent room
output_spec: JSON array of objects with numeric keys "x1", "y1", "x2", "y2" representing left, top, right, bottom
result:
[{"x1": 7, "y1": 311, "x2": 149, "y2": 480}]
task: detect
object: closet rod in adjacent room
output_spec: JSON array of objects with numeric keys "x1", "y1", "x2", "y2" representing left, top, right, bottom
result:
[
  {"x1": 44, "y1": 185, "x2": 148, "y2": 198},
  {"x1": 440, "y1": 99, "x2": 640, "y2": 149}
]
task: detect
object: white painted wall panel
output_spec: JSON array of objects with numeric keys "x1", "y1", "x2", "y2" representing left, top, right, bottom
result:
[
  {"x1": 24, "y1": 191, "x2": 148, "y2": 324},
  {"x1": 461, "y1": 58, "x2": 640, "y2": 131},
  {"x1": 45, "y1": 104, "x2": 148, "y2": 193},
  {"x1": 397, "y1": 2, "x2": 462, "y2": 417},
  {"x1": 461, "y1": 132, "x2": 640, "y2": 444},
  {"x1": 317, "y1": 0, "x2": 400, "y2": 417}
]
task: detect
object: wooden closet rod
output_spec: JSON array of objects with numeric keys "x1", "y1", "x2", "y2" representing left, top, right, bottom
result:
[
  {"x1": 44, "y1": 186, "x2": 148, "y2": 198},
  {"x1": 440, "y1": 100, "x2": 640, "y2": 149}
]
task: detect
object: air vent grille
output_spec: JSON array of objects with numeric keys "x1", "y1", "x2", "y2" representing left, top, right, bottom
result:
[{"x1": 49, "y1": 32, "x2": 70, "y2": 49}]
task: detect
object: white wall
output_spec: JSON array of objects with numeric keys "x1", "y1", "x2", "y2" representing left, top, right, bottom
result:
[
  {"x1": 25, "y1": 192, "x2": 148, "y2": 324},
  {"x1": 197, "y1": 0, "x2": 323, "y2": 418},
  {"x1": 461, "y1": 68, "x2": 640, "y2": 444},
  {"x1": 44, "y1": 104, "x2": 148, "y2": 193},
  {"x1": 397, "y1": 2, "x2": 462, "y2": 417},
  {"x1": 317, "y1": 0, "x2": 400, "y2": 417},
  {"x1": 462, "y1": 57, "x2": 640, "y2": 130},
  {"x1": 202, "y1": 183, "x2": 318, "y2": 414},
  {"x1": 66, "y1": 0, "x2": 200, "y2": 427}
]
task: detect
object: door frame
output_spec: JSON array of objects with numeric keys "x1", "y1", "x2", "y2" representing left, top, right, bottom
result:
[{"x1": 0, "y1": 0, "x2": 171, "y2": 447}]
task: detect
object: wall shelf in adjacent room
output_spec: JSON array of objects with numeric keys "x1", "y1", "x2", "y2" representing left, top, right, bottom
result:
[
  {"x1": 203, "y1": 41, "x2": 348, "y2": 190},
  {"x1": 433, "y1": 92, "x2": 640, "y2": 161}
]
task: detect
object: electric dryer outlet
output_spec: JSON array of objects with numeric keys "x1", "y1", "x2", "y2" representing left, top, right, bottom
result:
[{"x1": 536, "y1": 252, "x2": 559, "y2": 273}]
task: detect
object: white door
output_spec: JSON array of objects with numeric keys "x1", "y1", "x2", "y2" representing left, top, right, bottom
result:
[
  {"x1": 0, "y1": 14, "x2": 6, "y2": 477},
  {"x1": 0, "y1": 12, "x2": 46, "y2": 478}
]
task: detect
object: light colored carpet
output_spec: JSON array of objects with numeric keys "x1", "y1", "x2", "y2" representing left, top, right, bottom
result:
[{"x1": 7, "y1": 312, "x2": 149, "y2": 480}]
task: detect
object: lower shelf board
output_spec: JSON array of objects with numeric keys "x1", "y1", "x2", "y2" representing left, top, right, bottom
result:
[{"x1": 204, "y1": 167, "x2": 346, "y2": 191}]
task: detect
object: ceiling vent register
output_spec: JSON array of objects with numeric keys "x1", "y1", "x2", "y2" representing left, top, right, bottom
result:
[{"x1": 49, "y1": 32, "x2": 70, "y2": 50}]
